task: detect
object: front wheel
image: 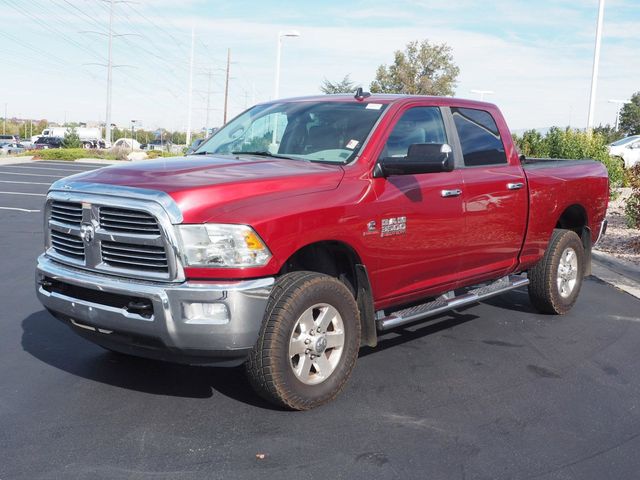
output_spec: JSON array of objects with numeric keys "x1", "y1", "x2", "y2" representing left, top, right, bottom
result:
[
  {"x1": 246, "y1": 272, "x2": 360, "y2": 410},
  {"x1": 528, "y1": 229, "x2": 585, "y2": 314}
]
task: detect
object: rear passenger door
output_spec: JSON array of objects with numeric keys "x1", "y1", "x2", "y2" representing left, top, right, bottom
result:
[{"x1": 450, "y1": 107, "x2": 527, "y2": 283}]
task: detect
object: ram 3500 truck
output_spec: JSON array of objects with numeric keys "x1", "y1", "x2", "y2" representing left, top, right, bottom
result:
[{"x1": 36, "y1": 93, "x2": 609, "y2": 410}]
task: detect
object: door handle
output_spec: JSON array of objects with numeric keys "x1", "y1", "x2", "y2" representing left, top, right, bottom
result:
[
  {"x1": 507, "y1": 182, "x2": 524, "y2": 190},
  {"x1": 441, "y1": 189, "x2": 462, "y2": 198}
]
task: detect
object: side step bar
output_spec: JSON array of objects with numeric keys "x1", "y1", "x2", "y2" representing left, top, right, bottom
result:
[{"x1": 376, "y1": 275, "x2": 529, "y2": 331}]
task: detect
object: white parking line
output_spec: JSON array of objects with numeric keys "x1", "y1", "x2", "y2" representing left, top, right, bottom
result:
[
  {"x1": 0, "y1": 206, "x2": 40, "y2": 213},
  {"x1": 36, "y1": 161, "x2": 100, "y2": 168},
  {"x1": 0, "y1": 180, "x2": 51, "y2": 185},
  {"x1": 3, "y1": 165, "x2": 87, "y2": 173},
  {"x1": 0, "y1": 171, "x2": 64, "y2": 178},
  {"x1": 0, "y1": 191, "x2": 46, "y2": 196}
]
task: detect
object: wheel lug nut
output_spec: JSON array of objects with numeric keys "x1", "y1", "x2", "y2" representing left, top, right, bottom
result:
[
  {"x1": 304, "y1": 339, "x2": 310, "y2": 345},
  {"x1": 317, "y1": 327, "x2": 321, "y2": 333}
]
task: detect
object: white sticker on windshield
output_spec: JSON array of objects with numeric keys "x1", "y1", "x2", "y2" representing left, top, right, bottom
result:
[
  {"x1": 346, "y1": 139, "x2": 359, "y2": 150},
  {"x1": 365, "y1": 103, "x2": 383, "y2": 110}
]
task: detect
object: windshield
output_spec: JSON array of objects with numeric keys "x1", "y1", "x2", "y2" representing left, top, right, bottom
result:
[
  {"x1": 196, "y1": 100, "x2": 388, "y2": 163},
  {"x1": 611, "y1": 136, "x2": 640, "y2": 147}
]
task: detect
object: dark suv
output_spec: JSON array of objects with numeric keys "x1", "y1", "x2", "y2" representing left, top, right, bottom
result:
[{"x1": 34, "y1": 137, "x2": 63, "y2": 149}]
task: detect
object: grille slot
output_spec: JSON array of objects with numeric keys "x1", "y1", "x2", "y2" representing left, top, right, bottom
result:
[
  {"x1": 102, "y1": 241, "x2": 168, "y2": 272},
  {"x1": 51, "y1": 230, "x2": 85, "y2": 260},
  {"x1": 50, "y1": 201, "x2": 83, "y2": 226},
  {"x1": 99, "y1": 207, "x2": 161, "y2": 235}
]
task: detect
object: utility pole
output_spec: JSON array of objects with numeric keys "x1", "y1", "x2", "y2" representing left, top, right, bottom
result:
[
  {"x1": 223, "y1": 48, "x2": 230, "y2": 124},
  {"x1": 186, "y1": 27, "x2": 195, "y2": 146},
  {"x1": 587, "y1": 0, "x2": 605, "y2": 132},
  {"x1": 205, "y1": 67, "x2": 213, "y2": 134},
  {"x1": 3, "y1": 103, "x2": 6, "y2": 135},
  {"x1": 104, "y1": 0, "x2": 114, "y2": 146}
]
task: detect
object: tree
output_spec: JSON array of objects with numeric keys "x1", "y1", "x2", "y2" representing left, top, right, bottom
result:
[
  {"x1": 370, "y1": 40, "x2": 460, "y2": 96},
  {"x1": 619, "y1": 92, "x2": 640, "y2": 135},
  {"x1": 320, "y1": 75, "x2": 359, "y2": 94},
  {"x1": 62, "y1": 127, "x2": 81, "y2": 148}
]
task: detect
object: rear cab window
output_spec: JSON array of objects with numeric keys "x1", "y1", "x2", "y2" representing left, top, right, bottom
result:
[{"x1": 451, "y1": 107, "x2": 507, "y2": 167}]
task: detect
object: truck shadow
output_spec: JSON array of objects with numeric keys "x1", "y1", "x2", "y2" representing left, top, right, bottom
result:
[
  {"x1": 360, "y1": 310, "x2": 479, "y2": 357},
  {"x1": 21, "y1": 310, "x2": 279, "y2": 410}
]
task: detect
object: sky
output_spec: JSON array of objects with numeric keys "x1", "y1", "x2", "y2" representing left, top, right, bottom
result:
[{"x1": 0, "y1": 0, "x2": 637, "y2": 133}]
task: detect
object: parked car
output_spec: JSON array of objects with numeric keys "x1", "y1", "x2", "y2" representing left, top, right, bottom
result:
[
  {"x1": 618, "y1": 141, "x2": 640, "y2": 169},
  {"x1": 0, "y1": 142, "x2": 26, "y2": 155},
  {"x1": 608, "y1": 135, "x2": 640, "y2": 157},
  {"x1": 34, "y1": 136, "x2": 63, "y2": 149},
  {"x1": 112, "y1": 138, "x2": 141, "y2": 150},
  {"x1": 143, "y1": 139, "x2": 172, "y2": 151},
  {"x1": 36, "y1": 93, "x2": 609, "y2": 410},
  {"x1": 0, "y1": 134, "x2": 19, "y2": 144}
]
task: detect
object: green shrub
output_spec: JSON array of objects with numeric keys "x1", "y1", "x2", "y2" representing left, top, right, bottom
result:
[
  {"x1": 625, "y1": 165, "x2": 640, "y2": 229},
  {"x1": 25, "y1": 148, "x2": 118, "y2": 161},
  {"x1": 512, "y1": 127, "x2": 625, "y2": 194},
  {"x1": 62, "y1": 128, "x2": 82, "y2": 148}
]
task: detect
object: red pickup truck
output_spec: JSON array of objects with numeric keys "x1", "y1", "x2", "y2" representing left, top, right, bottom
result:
[{"x1": 36, "y1": 93, "x2": 609, "y2": 410}]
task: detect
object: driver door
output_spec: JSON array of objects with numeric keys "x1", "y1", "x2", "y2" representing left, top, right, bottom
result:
[{"x1": 369, "y1": 105, "x2": 465, "y2": 305}]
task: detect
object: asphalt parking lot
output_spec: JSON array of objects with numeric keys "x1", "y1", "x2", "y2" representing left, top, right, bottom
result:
[{"x1": 1, "y1": 160, "x2": 640, "y2": 479}]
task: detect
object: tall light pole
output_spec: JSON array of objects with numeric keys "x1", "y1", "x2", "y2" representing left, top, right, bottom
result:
[
  {"x1": 470, "y1": 89, "x2": 494, "y2": 101},
  {"x1": 3, "y1": 103, "x2": 6, "y2": 135},
  {"x1": 186, "y1": 27, "x2": 195, "y2": 146},
  {"x1": 130, "y1": 119, "x2": 136, "y2": 152},
  {"x1": 609, "y1": 99, "x2": 630, "y2": 131},
  {"x1": 273, "y1": 30, "x2": 301, "y2": 100},
  {"x1": 587, "y1": 0, "x2": 605, "y2": 132},
  {"x1": 105, "y1": 0, "x2": 114, "y2": 147}
]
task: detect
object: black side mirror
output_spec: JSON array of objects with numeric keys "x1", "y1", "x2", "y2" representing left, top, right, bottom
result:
[{"x1": 375, "y1": 143, "x2": 454, "y2": 177}]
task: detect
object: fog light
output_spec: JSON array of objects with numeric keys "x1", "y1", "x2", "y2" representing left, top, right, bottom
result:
[{"x1": 182, "y1": 302, "x2": 229, "y2": 325}]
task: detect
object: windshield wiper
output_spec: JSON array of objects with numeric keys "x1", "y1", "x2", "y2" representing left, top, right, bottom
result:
[{"x1": 232, "y1": 151, "x2": 296, "y2": 160}]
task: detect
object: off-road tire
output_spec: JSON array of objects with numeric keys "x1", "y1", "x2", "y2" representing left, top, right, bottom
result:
[
  {"x1": 528, "y1": 228, "x2": 585, "y2": 314},
  {"x1": 246, "y1": 271, "x2": 360, "y2": 410}
]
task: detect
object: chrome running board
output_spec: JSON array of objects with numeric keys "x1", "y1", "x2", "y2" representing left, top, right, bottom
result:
[{"x1": 376, "y1": 275, "x2": 529, "y2": 331}]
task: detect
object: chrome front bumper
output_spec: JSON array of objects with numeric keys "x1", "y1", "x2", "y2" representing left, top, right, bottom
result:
[{"x1": 35, "y1": 255, "x2": 274, "y2": 366}]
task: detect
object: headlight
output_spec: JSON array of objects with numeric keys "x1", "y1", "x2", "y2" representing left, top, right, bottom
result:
[{"x1": 176, "y1": 224, "x2": 272, "y2": 268}]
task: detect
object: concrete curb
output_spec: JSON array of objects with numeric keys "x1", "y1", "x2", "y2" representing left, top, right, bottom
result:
[
  {"x1": 0, "y1": 156, "x2": 35, "y2": 165},
  {"x1": 592, "y1": 250, "x2": 640, "y2": 300}
]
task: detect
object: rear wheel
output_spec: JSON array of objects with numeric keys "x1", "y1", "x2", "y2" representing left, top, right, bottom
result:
[
  {"x1": 528, "y1": 229, "x2": 585, "y2": 314},
  {"x1": 246, "y1": 272, "x2": 360, "y2": 410}
]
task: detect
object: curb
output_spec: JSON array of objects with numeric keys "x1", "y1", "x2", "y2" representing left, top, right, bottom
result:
[{"x1": 592, "y1": 250, "x2": 640, "y2": 300}]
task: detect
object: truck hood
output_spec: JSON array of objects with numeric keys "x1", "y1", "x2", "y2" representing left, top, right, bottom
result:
[{"x1": 65, "y1": 154, "x2": 345, "y2": 223}]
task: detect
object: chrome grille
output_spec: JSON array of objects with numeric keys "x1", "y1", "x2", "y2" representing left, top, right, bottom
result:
[
  {"x1": 50, "y1": 230, "x2": 85, "y2": 260},
  {"x1": 50, "y1": 201, "x2": 83, "y2": 226},
  {"x1": 101, "y1": 241, "x2": 168, "y2": 272},
  {"x1": 99, "y1": 207, "x2": 161, "y2": 235}
]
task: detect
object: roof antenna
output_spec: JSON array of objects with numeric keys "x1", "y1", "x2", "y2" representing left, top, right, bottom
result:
[{"x1": 354, "y1": 87, "x2": 371, "y2": 101}]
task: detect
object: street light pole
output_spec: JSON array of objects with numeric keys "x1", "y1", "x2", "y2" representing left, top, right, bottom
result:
[
  {"x1": 105, "y1": 0, "x2": 114, "y2": 146},
  {"x1": 273, "y1": 30, "x2": 301, "y2": 100},
  {"x1": 470, "y1": 89, "x2": 494, "y2": 101},
  {"x1": 587, "y1": 0, "x2": 605, "y2": 132},
  {"x1": 130, "y1": 119, "x2": 136, "y2": 153},
  {"x1": 186, "y1": 27, "x2": 195, "y2": 146},
  {"x1": 608, "y1": 99, "x2": 630, "y2": 131}
]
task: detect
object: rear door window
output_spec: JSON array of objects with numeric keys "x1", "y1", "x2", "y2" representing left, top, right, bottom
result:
[{"x1": 451, "y1": 107, "x2": 507, "y2": 166}]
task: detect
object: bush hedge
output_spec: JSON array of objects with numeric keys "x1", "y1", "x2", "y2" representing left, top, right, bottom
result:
[
  {"x1": 625, "y1": 165, "x2": 640, "y2": 229},
  {"x1": 23, "y1": 148, "x2": 119, "y2": 161}
]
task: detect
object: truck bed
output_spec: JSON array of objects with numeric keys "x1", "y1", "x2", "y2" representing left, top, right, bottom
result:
[{"x1": 521, "y1": 157, "x2": 602, "y2": 170}]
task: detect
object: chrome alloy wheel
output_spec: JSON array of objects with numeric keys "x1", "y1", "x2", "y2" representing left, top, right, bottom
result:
[
  {"x1": 288, "y1": 303, "x2": 345, "y2": 385},
  {"x1": 557, "y1": 247, "x2": 579, "y2": 298}
]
